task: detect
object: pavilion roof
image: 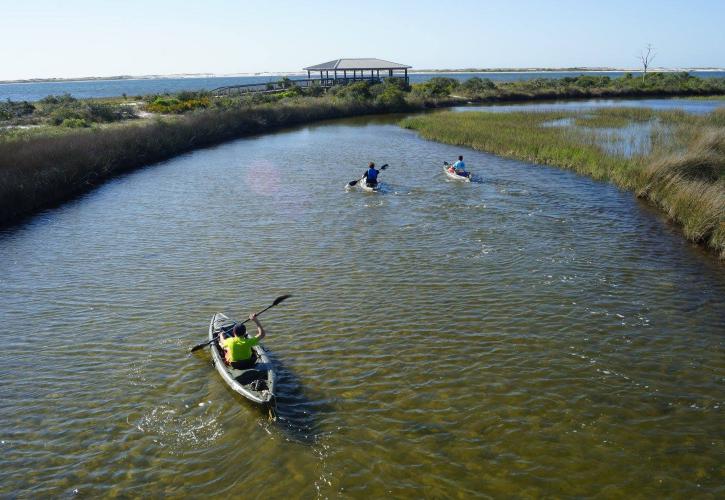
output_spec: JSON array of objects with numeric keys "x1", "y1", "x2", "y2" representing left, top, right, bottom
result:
[{"x1": 304, "y1": 58, "x2": 411, "y2": 71}]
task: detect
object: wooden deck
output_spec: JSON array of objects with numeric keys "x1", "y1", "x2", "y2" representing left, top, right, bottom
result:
[{"x1": 212, "y1": 76, "x2": 408, "y2": 95}]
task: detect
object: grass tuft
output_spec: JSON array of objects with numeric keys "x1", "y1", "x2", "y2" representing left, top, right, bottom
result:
[{"x1": 401, "y1": 108, "x2": 725, "y2": 258}]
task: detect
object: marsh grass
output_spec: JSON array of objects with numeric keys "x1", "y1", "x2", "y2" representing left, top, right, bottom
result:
[
  {"x1": 574, "y1": 108, "x2": 656, "y2": 128},
  {"x1": 0, "y1": 96, "x2": 458, "y2": 225},
  {"x1": 401, "y1": 108, "x2": 725, "y2": 257},
  {"x1": 1, "y1": 74, "x2": 723, "y2": 227}
]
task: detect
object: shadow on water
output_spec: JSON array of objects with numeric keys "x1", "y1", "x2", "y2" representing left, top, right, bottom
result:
[
  {"x1": 267, "y1": 351, "x2": 333, "y2": 446},
  {"x1": 192, "y1": 347, "x2": 331, "y2": 446}
]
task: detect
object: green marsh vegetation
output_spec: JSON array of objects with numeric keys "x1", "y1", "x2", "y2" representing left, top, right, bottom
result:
[
  {"x1": 439, "y1": 71, "x2": 725, "y2": 101},
  {"x1": 0, "y1": 79, "x2": 429, "y2": 225},
  {"x1": 401, "y1": 107, "x2": 725, "y2": 257},
  {"x1": 1, "y1": 74, "x2": 723, "y2": 226}
]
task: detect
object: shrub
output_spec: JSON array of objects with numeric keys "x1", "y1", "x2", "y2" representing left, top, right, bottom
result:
[
  {"x1": 49, "y1": 107, "x2": 85, "y2": 125},
  {"x1": 145, "y1": 96, "x2": 210, "y2": 113},
  {"x1": 411, "y1": 77, "x2": 460, "y2": 98},
  {"x1": 279, "y1": 86, "x2": 303, "y2": 98},
  {"x1": 460, "y1": 77, "x2": 496, "y2": 95},
  {"x1": 0, "y1": 100, "x2": 36, "y2": 121},
  {"x1": 61, "y1": 118, "x2": 89, "y2": 128},
  {"x1": 39, "y1": 93, "x2": 77, "y2": 105},
  {"x1": 333, "y1": 81, "x2": 372, "y2": 102},
  {"x1": 375, "y1": 85, "x2": 406, "y2": 107},
  {"x1": 305, "y1": 84, "x2": 325, "y2": 97}
]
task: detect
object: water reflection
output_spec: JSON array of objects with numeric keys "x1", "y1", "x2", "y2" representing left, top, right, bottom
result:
[{"x1": 0, "y1": 99, "x2": 723, "y2": 497}]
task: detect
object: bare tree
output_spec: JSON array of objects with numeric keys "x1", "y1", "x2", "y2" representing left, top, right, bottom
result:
[{"x1": 638, "y1": 44, "x2": 656, "y2": 82}]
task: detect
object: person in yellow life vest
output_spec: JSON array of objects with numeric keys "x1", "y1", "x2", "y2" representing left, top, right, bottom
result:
[{"x1": 221, "y1": 313, "x2": 266, "y2": 369}]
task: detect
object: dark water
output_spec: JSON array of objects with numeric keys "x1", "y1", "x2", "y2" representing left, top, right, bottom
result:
[
  {"x1": 0, "y1": 100, "x2": 723, "y2": 497},
  {"x1": 2, "y1": 71, "x2": 724, "y2": 102}
]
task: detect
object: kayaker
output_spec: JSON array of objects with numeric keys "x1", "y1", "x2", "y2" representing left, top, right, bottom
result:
[
  {"x1": 362, "y1": 162, "x2": 380, "y2": 187},
  {"x1": 220, "y1": 313, "x2": 266, "y2": 369},
  {"x1": 451, "y1": 155, "x2": 469, "y2": 177}
]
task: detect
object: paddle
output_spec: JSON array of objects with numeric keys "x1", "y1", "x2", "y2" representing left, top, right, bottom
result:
[
  {"x1": 190, "y1": 294, "x2": 292, "y2": 352},
  {"x1": 348, "y1": 164, "x2": 388, "y2": 187}
]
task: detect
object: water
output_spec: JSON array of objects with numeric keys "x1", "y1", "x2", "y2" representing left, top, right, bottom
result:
[
  {"x1": 1, "y1": 101, "x2": 723, "y2": 497},
  {"x1": 542, "y1": 116, "x2": 665, "y2": 158},
  {"x1": 2, "y1": 71, "x2": 724, "y2": 102},
  {"x1": 455, "y1": 97, "x2": 725, "y2": 115}
]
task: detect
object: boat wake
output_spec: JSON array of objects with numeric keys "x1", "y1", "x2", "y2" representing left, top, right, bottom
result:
[{"x1": 131, "y1": 401, "x2": 223, "y2": 452}]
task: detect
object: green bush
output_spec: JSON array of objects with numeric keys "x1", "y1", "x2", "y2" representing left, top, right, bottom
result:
[
  {"x1": 0, "y1": 100, "x2": 36, "y2": 121},
  {"x1": 460, "y1": 77, "x2": 496, "y2": 95},
  {"x1": 279, "y1": 86, "x2": 303, "y2": 98},
  {"x1": 39, "y1": 93, "x2": 77, "y2": 105},
  {"x1": 305, "y1": 84, "x2": 325, "y2": 97},
  {"x1": 49, "y1": 107, "x2": 85, "y2": 125},
  {"x1": 60, "y1": 118, "x2": 89, "y2": 128},
  {"x1": 411, "y1": 77, "x2": 460, "y2": 98},
  {"x1": 145, "y1": 96, "x2": 210, "y2": 113},
  {"x1": 332, "y1": 81, "x2": 372, "y2": 102}
]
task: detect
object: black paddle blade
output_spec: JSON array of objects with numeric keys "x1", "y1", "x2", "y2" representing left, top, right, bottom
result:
[
  {"x1": 348, "y1": 180, "x2": 359, "y2": 186},
  {"x1": 190, "y1": 339, "x2": 212, "y2": 352},
  {"x1": 443, "y1": 161, "x2": 449, "y2": 166},
  {"x1": 273, "y1": 294, "x2": 292, "y2": 306},
  {"x1": 380, "y1": 164, "x2": 389, "y2": 170}
]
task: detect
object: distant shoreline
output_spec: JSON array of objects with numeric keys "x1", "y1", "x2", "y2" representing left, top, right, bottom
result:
[{"x1": 2, "y1": 67, "x2": 724, "y2": 85}]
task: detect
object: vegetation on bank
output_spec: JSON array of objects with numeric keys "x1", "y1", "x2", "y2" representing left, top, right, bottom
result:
[
  {"x1": 1, "y1": 73, "x2": 724, "y2": 228},
  {"x1": 411, "y1": 71, "x2": 725, "y2": 100},
  {"x1": 2, "y1": 72, "x2": 723, "y2": 129},
  {"x1": 400, "y1": 108, "x2": 725, "y2": 258},
  {"x1": 0, "y1": 94, "x2": 136, "y2": 128},
  {"x1": 0, "y1": 84, "x2": 442, "y2": 226}
]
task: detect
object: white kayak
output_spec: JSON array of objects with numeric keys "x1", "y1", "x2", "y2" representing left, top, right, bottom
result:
[
  {"x1": 359, "y1": 179, "x2": 380, "y2": 192},
  {"x1": 443, "y1": 165, "x2": 471, "y2": 182},
  {"x1": 346, "y1": 177, "x2": 380, "y2": 192}
]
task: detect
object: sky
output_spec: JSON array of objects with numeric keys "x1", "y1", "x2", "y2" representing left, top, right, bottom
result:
[{"x1": 1, "y1": 0, "x2": 723, "y2": 80}]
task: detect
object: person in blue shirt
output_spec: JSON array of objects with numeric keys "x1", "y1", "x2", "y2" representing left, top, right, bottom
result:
[
  {"x1": 451, "y1": 155, "x2": 469, "y2": 177},
  {"x1": 362, "y1": 162, "x2": 380, "y2": 187}
]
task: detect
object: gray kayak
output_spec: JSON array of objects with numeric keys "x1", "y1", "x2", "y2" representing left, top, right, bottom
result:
[{"x1": 208, "y1": 313, "x2": 276, "y2": 406}]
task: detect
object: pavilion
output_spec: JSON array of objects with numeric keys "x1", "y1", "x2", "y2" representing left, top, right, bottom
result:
[{"x1": 304, "y1": 58, "x2": 411, "y2": 84}]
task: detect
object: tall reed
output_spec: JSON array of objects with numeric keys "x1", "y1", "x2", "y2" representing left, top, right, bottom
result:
[
  {"x1": 401, "y1": 109, "x2": 725, "y2": 258},
  {"x1": 0, "y1": 96, "x2": 448, "y2": 226}
]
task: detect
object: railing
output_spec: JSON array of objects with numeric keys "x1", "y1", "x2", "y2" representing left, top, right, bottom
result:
[{"x1": 212, "y1": 76, "x2": 408, "y2": 95}]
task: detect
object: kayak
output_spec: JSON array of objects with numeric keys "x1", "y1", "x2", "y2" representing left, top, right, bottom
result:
[
  {"x1": 347, "y1": 176, "x2": 379, "y2": 192},
  {"x1": 208, "y1": 312, "x2": 276, "y2": 406},
  {"x1": 443, "y1": 165, "x2": 471, "y2": 182},
  {"x1": 359, "y1": 179, "x2": 380, "y2": 192}
]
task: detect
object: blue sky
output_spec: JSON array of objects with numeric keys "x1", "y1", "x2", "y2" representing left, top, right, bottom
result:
[{"x1": 1, "y1": 0, "x2": 723, "y2": 79}]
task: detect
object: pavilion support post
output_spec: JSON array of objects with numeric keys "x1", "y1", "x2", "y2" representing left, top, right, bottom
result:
[
  {"x1": 405, "y1": 68, "x2": 408, "y2": 84},
  {"x1": 307, "y1": 70, "x2": 310, "y2": 79}
]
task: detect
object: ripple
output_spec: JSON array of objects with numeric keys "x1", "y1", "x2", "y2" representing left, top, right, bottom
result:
[{"x1": 1, "y1": 113, "x2": 724, "y2": 497}]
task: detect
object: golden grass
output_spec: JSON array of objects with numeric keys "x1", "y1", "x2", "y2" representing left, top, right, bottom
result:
[{"x1": 401, "y1": 108, "x2": 725, "y2": 258}]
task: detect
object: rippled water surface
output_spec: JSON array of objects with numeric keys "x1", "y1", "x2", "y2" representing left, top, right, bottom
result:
[{"x1": 1, "y1": 103, "x2": 723, "y2": 497}]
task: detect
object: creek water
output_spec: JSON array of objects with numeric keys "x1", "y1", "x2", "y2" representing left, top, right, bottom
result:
[{"x1": 0, "y1": 99, "x2": 723, "y2": 498}]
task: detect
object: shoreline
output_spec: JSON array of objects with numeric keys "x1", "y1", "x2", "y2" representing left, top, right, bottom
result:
[
  {"x1": 401, "y1": 108, "x2": 725, "y2": 259},
  {"x1": 3, "y1": 67, "x2": 725, "y2": 85},
  {"x1": 1, "y1": 77, "x2": 723, "y2": 258}
]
